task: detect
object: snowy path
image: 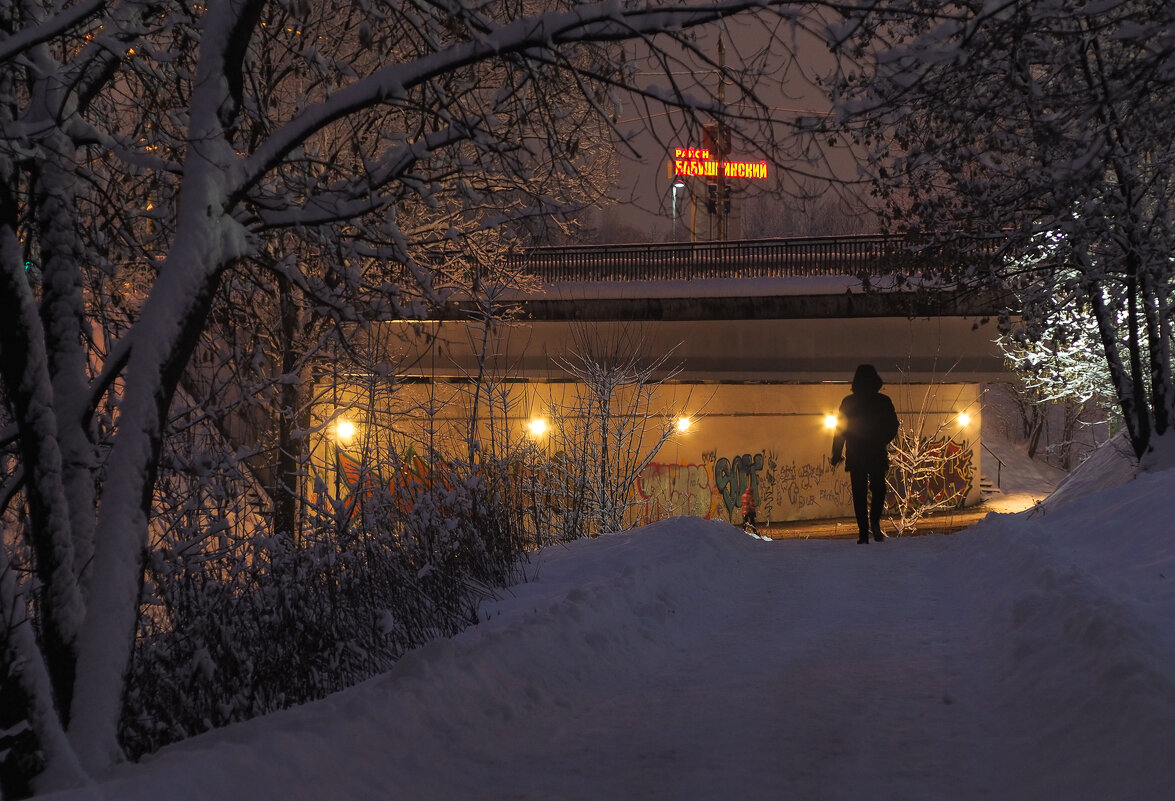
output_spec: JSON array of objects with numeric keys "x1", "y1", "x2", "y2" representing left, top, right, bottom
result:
[
  {"x1": 683, "y1": 542, "x2": 994, "y2": 801},
  {"x1": 477, "y1": 538, "x2": 1001, "y2": 801},
  {"x1": 57, "y1": 530, "x2": 1004, "y2": 801},
  {"x1": 47, "y1": 503, "x2": 1175, "y2": 801}
]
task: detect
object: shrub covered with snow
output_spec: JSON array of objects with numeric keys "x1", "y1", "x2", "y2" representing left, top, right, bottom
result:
[{"x1": 120, "y1": 458, "x2": 530, "y2": 760}]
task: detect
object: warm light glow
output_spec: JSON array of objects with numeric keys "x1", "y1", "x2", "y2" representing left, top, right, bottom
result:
[
  {"x1": 824, "y1": 414, "x2": 839, "y2": 430},
  {"x1": 335, "y1": 418, "x2": 357, "y2": 444},
  {"x1": 676, "y1": 416, "x2": 691, "y2": 432},
  {"x1": 957, "y1": 412, "x2": 972, "y2": 427},
  {"x1": 528, "y1": 418, "x2": 547, "y2": 437}
]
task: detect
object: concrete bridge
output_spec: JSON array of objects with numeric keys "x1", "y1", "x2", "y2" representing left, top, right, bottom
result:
[
  {"x1": 430, "y1": 234, "x2": 1011, "y2": 384},
  {"x1": 328, "y1": 234, "x2": 1015, "y2": 528}
]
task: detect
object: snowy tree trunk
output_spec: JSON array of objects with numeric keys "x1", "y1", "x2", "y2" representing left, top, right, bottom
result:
[
  {"x1": 0, "y1": 548, "x2": 87, "y2": 793},
  {"x1": 33, "y1": 129, "x2": 98, "y2": 585},
  {"x1": 68, "y1": 219, "x2": 232, "y2": 771},
  {"x1": 0, "y1": 209, "x2": 84, "y2": 716},
  {"x1": 68, "y1": 0, "x2": 256, "y2": 766},
  {"x1": 1140, "y1": 265, "x2": 1173, "y2": 439},
  {"x1": 274, "y1": 273, "x2": 306, "y2": 542},
  {"x1": 1087, "y1": 277, "x2": 1149, "y2": 458}
]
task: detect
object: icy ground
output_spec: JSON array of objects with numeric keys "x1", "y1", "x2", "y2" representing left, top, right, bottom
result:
[{"x1": 44, "y1": 438, "x2": 1175, "y2": 801}]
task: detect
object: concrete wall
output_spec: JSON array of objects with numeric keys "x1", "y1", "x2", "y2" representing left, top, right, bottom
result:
[{"x1": 311, "y1": 375, "x2": 982, "y2": 526}]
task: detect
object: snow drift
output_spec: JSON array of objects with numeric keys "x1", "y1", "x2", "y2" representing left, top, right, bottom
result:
[{"x1": 40, "y1": 449, "x2": 1175, "y2": 801}]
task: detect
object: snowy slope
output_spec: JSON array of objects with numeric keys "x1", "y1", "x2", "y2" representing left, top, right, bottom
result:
[{"x1": 40, "y1": 443, "x2": 1175, "y2": 801}]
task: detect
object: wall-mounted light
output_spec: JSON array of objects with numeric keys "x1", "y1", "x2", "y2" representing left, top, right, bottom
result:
[
  {"x1": 676, "y1": 415, "x2": 691, "y2": 433},
  {"x1": 528, "y1": 418, "x2": 547, "y2": 437},
  {"x1": 335, "y1": 418, "x2": 357, "y2": 444},
  {"x1": 823, "y1": 414, "x2": 839, "y2": 430},
  {"x1": 957, "y1": 412, "x2": 972, "y2": 427}
]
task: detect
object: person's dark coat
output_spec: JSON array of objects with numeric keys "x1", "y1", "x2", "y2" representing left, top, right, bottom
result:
[{"x1": 831, "y1": 365, "x2": 899, "y2": 473}]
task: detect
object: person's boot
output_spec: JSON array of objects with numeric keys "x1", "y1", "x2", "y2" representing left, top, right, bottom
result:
[
  {"x1": 857, "y1": 532, "x2": 869, "y2": 544},
  {"x1": 871, "y1": 524, "x2": 886, "y2": 542}
]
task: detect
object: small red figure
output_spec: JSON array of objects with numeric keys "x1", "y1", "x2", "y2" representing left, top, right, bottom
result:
[{"x1": 741, "y1": 484, "x2": 757, "y2": 532}]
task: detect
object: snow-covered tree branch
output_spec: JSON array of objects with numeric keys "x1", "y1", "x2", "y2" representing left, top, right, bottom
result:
[
  {"x1": 828, "y1": 0, "x2": 1175, "y2": 459},
  {"x1": 0, "y1": 0, "x2": 873, "y2": 792}
]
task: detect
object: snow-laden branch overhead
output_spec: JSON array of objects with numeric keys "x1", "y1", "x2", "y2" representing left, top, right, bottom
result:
[
  {"x1": 236, "y1": 0, "x2": 799, "y2": 198},
  {"x1": 0, "y1": 0, "x2": 108, "y2": 63},
  {"x1": 0, "y1": 0, "x2": 890, "y2": 790}
]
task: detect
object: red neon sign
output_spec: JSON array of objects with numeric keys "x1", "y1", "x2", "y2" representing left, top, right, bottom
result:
[{"x1": 671, "y1": 148, "x2": 768, "y2": 180}]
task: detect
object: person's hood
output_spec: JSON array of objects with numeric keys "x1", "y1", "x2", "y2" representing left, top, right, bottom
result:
[{"x1": 851, "y1": 364, "x2": 884, "y2": 394}]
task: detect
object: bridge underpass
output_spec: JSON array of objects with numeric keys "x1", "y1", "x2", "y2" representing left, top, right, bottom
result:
[{"x1": 317, "y1": 235, "x2": 1015, "y2": 531}]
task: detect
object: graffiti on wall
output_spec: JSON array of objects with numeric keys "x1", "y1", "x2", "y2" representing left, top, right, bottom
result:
[
  {"x1": 714, "y1": 453, "x2": 764, "y2": 516},
  {"x1": 775, "y1": 457, "x2": 851, "y2": 513},
  {"x1": 333, "y1": 451, "x2": 451, "y2": 520},
  {"x1": 635, "y1": 462, "x2": 715, "y2": 521},
  {"x1": 331, "y1": 439, "x2": 976, "y2": 528},
  {"x1": 888, "y1": 437, "x2": 975, "y2": 507},
  {"x1": 635, "y1": 449, "x2": 854, "y2": 525},
  {"x1": 635, "y1": 440, "x2": 974, "y2": 525}
]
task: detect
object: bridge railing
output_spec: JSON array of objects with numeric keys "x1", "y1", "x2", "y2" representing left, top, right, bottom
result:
[{"x1": 503, "y1": 234, "x2": 992, "y2": 283}]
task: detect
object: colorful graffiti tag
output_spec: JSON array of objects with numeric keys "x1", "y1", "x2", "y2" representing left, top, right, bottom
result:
[
  {"x1": 334, "y1": 451, "x2": 451, "y2": 520},
  {"x1": 636, "y1": 441, "x2": 974, "y2": 525},
  {"x1": 635, "y1": 463, "x2": 714, "y2": 521},
  {"x1": 887, "y1": 437, "x2": 975, "y2": 507},
  {"x1": 714, "y1": 453, "x2": 764, "y2": 516}
]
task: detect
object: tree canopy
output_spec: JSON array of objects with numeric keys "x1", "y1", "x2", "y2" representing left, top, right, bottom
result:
[
  {"x1": 830, "y1": 0, "x2": 1175, "y2": 458},
  {"x1": 0, "y1": 0, "x2": 866, "y2": 793}
]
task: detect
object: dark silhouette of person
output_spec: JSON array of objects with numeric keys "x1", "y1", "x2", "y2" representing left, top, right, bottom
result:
[{"x1": 830, "y1": 364, "x2": 900, "y2": 544}]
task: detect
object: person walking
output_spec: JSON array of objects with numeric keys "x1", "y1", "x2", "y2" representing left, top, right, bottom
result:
[{"x1": 830, "y1": 364, "x2": 900, "y2": 544}]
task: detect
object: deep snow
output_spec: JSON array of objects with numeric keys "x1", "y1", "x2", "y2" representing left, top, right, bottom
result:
[{"x1": 41, "y1": 439, "x2": 1175, "y2": 801}]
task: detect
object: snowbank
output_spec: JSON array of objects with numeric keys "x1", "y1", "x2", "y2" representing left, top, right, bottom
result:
[
  {"x1": 949, "y1": 510, "x2": 1175, "y2": 799},
  {"x1": 1036, "y1": 431, "x2": 1138, "y2": 511},
  {"x1": 39, "y1": 469, "x2": 1175, "y2": 801}
]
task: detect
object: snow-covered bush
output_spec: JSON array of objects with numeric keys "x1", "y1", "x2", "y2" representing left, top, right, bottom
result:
[
  {"x1": 886, "y1": 429, "x2": 973, "y2": 535},
  {"x1": 884, "y1": 377, "x2": 976, "y2": 535},
  {"x1": 995, "y1": 252, "x2": 1122, "y2": 459},
  {"x1": 543, "y1": 326, "x2": 683, "y2": 537},
  {"x1": 121, "y1": 452, "x2": 527, "y2": 759}
]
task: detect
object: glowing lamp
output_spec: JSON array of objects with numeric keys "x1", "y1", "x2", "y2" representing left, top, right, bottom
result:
[
  {"x1": 823, "y1": 414, "x2": 839, "y2": 430},
  {"x1": 957, "y1": 412, "x2": 972, "y2": 427},
  {"x1": 335, "y1": 418, "x2": 357, "y2": 444},
  {"x1": 528, "y1": 418, "x2": 547, "y2": 437},
  {"x1": 676, "y1": 416, "x2": 691, "y2": 432}
]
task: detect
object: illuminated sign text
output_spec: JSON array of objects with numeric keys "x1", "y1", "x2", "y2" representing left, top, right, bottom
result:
[{"x1": 672, "y1": 148, "x2": 769, "y2": 180}]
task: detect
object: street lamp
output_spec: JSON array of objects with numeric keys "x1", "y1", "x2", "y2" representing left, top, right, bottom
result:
[{"x1": 671, "y1": 180, "x2": 686, "y2": 241}]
